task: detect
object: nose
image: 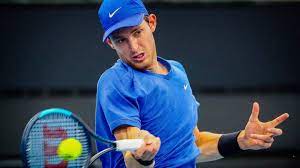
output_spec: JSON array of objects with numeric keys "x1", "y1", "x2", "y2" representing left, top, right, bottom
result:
[{"x1": 128, "y1": 36, "x2": 139, "y2": 52}]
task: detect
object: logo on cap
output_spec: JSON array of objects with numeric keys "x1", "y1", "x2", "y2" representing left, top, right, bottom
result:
[{"x1": 109, "y1": 7, "x2": 122, "y2": 18}]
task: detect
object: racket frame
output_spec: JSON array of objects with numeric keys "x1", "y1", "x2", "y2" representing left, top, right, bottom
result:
[{"x1": 21, "y1": 108, "x2": 116, "y2": 168}]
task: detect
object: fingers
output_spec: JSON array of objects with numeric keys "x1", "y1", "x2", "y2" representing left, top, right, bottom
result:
[
  {"x1": 249, "y1": 128, "x2": 284, "y2": 149},
  {"x1": 133, "y1": 144, "x2": 156, "y2": 160},
  {"x1": 245, "y1": 127, "x2": 285, "y2": 150},
  {"x1": 132, "y1": 143, "x2": 146, "y2": 159},
  {"x1": 252, "y1": 139, "x2": 273, "y2": 149},
  {"x1": 267, "y1": 128, "x2": 283, "y2": 137},
  {"x1": 250, "y1": 134, "x2": 274, "y2": 143},
  {"x1": 137, "y1": 130, "x2": 151, "y2": 139},
  {"x1": 249, "y1": 102, "x2": 260, "y2": 122},
  {"x1": 250, "y1": 133, "x2": 274, "y2": 149},
  {"x1": 132, "y1": 130, "x2": 161, "y2": 161},
  {"x1": 132, "y1": 138, "x2": 160, "y2": 160},
  {"x1": 137, "y1": 138, "x2": 160, "y2": 160},
  {"x1": 270, "y1": 113, "x2": 289, "y2": 127}
]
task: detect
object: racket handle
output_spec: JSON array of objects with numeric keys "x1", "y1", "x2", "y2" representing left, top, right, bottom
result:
[{"x1": 115, "y1": 139, "x2": 144, "y2": 151}]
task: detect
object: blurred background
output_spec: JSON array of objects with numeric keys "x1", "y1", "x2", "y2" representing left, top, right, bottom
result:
[{"x1": 0, "y1": 0, "x2": 299, "y2": 167}]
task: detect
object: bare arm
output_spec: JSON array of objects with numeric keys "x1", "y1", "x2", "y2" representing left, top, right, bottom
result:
[
  {"x1": 193, "y1": 127, "x2": 223, "y2": 162},
  {"x1": 114, "y1": 126, "x2": 160, "y2": 168},
  {"x1": 194, "y1": 102, "x2": 289, "y2": 163}
]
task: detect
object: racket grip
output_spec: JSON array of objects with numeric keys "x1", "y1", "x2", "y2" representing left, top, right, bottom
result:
[{"x1": 115, "y1": 139, "x2": 144, "y2": 151}]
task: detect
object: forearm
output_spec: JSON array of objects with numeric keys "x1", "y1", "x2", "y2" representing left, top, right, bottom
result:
[
  {"x1": 194, "y1": 131, "x2": 223, "y2": 162},
  {"x1": 195, "y1": 128, "x2": 246, "y2": 163}
]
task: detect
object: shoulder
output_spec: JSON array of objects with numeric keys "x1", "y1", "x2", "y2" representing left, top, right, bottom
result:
[
  {"x1": 167, "y1": 59, "x2": 187, "y2": 73},
  {"x1": 97, "y1": 60, "x2": 133, "y2": 90}
]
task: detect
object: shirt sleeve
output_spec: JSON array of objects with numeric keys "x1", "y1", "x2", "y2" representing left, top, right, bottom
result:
[{"x1": 97, "y1": 75, "x2": 141, "y2": 134}]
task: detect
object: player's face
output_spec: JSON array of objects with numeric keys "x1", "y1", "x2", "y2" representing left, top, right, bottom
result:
[{"x1": 106, "y1": 14, "x2": 158, "y2": 71}]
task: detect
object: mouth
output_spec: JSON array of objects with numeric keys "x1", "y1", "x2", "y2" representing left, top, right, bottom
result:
[{"x1": 132, "y1": 53, "x2": 146, "y2": 62}]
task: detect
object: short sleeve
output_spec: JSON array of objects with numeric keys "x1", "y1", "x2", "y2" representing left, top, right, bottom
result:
[{"x1": 97, "y1": 74, "x2": 141, "y2": 133}]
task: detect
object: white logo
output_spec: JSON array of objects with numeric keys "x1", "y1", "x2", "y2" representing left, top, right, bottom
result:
[
  {"x1": 184, "y1": 84, "x2": 188, "y2": 90},
  {"x1": 109, "y1": 7, "x2": 122, "y2": 18}
]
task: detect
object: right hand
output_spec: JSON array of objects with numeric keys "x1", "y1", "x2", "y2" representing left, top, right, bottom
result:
[{"x1": 131, "y1": 130, "x2": 161, "y2": 162}]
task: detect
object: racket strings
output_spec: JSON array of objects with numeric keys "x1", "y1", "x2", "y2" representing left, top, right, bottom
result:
[{"x1": 26, "y1": 114, "x2": 90, "y2": 167}]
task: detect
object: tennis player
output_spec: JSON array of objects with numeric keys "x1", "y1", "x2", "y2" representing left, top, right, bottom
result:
[{"x1": 95, "y1": 0, "x2": 289, "y2": 167}]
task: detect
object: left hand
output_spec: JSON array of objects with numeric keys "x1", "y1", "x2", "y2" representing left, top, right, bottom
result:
[{"x1": 238, "y1": 102, "x2": 289, "y2": 150}]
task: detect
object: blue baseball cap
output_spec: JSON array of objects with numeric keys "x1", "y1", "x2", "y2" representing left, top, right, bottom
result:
[{"x1": 98, "y1": 0, "x2": 149, "y2": 42}]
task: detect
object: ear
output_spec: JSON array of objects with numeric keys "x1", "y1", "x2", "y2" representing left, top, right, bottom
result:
[
  {"x1": 148, "y1": 14, "x2": 157, "y2": 33},
  {"x1": 106, "y1": 38, "x2": 115, "y2": 50}
]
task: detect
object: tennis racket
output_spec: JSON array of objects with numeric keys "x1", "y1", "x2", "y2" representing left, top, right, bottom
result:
[{"x1": 21, "y1": 108, "x2": 144, "y2": 168}]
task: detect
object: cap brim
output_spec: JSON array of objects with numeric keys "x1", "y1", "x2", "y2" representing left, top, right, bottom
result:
[{"x1": 102, "y1": 13, "x2": 145, "y2": 42}]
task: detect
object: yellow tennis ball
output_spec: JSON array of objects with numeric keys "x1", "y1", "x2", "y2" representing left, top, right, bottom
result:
[{"x1": 57, "y1": 138, "x2": 82, "y2": 161}]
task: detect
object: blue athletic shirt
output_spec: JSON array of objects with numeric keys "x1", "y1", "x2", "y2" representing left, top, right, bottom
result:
[{"x1": 95, "y1": 57, "x2": 200, "y2": 168}]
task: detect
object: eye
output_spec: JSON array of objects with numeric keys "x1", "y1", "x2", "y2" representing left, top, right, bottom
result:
[
  {"x1": 115, "y1": 38, "x2": 125, "y2": 44},
  {"x1": 134, "y1": 29, "x2": 143, "y2": 37}
]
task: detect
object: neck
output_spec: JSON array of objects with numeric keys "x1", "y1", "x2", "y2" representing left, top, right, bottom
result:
[{"x1": 147, "y1": 59, "x2": 168, "y2": 75}]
